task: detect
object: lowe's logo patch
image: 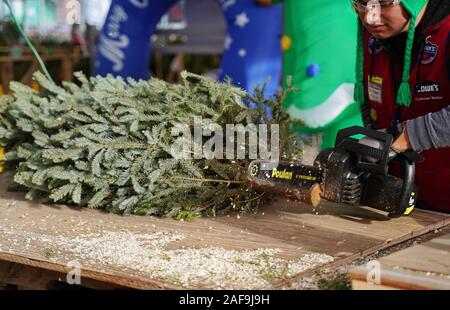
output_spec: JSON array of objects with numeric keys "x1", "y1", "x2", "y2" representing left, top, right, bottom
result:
[
  {"x1": 415, "y1": 81, "x2": 440, "y2": 94},
  {"x1": 368, "y1": 36, "x2": 383, "y2": 55}
]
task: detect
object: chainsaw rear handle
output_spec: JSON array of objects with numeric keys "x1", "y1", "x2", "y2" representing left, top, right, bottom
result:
[
  {"x1": 335, "y1": 126, "x2": 394, "y2": 174},
  {"x1": 389, "y1": 150, "x2": 421, "y2": 217}
]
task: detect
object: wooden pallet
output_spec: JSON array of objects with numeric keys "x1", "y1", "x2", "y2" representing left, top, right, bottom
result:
[
  {"x1": 0, "y1": 174, "x2": 449, "y2": 289},
  {"x1": 349, "y1": 232, "x2": 450, "y2": 290},
  {"x1": 0, "y1": 46, "x2": 81, "y2": 94}
]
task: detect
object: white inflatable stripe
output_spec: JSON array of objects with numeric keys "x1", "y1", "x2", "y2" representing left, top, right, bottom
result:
[{"x1": 286, "y1": 83, "x2": 355, "y2": 128}]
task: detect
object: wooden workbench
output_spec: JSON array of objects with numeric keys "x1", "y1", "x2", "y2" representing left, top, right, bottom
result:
[{"x1": 0, "y1": 174, "x2": 449, "y2": 290}]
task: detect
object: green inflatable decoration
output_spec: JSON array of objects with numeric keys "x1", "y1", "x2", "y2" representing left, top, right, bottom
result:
[{"x1": 265, "y1": 0, "x2": 363, "y2": 149}]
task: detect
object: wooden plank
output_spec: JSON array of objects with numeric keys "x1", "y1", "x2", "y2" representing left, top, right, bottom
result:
[
  {"x1": 0, "y1": 61, "x2": 13, "y2": 93},
  {"x1": 0, "y1": 260, "x2": 129, "y2": 290},
  {"x1": 0, "y1": 46, "x2": 75, "y2": 55},
  {"x1": 351, "y1": 280, "x2": 399, "y2": 290},
  {"x1": 0, "y1": 253, "x2": 180, "y2": 290},
  {"x1": 0, "y1": 46, "x2": 81, "y2": 93},
  {"x1": 20, "y1": 60, "x2": 39, "y2": 85},
  {"x1": 0, "y1": 174, "x2": 448, "y2": 289},
  {"x1": 349, "y1": 233, "x2": 450, "y2": 290},
  {"x1": 380, "y1": 234, "x2": 450, "y2": 275},
  {"x1": 216, "y1": 200, "x2": 450, "y2": 259},
  {"x1": 0, "y1": 55, "x2": 71, "y2": 62},
  {"x1": 61, "y1": 55, "x2": 73, "y2": 82}
]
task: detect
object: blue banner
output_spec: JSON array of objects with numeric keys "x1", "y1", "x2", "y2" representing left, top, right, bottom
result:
[
  {"x1": 218, "y1": 0, "x2": 282, "y2": 99},
  {"x1": 95, "y1": 0, "x2": 282, "y2": 98}
]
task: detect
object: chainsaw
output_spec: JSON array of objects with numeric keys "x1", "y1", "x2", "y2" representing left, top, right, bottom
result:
[{"x1": 248, "y1": 126, "x2": 422, "y2": 218}]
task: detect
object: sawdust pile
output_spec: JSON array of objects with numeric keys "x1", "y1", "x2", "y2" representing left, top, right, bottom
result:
[{"x1": 0, "y1": 226, "x2": 333, "y2": 289}]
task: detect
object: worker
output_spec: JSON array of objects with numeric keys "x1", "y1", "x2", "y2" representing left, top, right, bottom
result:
[{"x1": 352, "y1": 0, "x2": 449, "y2": 213}]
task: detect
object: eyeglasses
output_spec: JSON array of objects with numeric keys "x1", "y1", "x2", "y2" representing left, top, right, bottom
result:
[{"x1": 350, "y1": 0, "x2": 401, "y2": 12}]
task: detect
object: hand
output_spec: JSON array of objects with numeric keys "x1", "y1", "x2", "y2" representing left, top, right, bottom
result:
[{"x1": 391, "y1": 128, "x2": 412, "y2": 153}]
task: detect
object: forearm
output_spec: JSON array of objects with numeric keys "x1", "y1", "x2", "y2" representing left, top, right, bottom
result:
[{"x1": 406, "y1": 105, "x2": 450, "y2": 152}]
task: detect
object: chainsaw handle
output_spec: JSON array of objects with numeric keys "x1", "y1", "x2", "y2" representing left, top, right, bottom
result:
[
  {"x1": 335, "y1": 126, "x2": 394, "y2": 174},
  {"x1": 336, "y1": 126, "x2": 393, "y2": 145},
  {"x1": 398, "y1": 150, "x2": 423, "y2": 163},
  {"x1": 389, "y1": 151, "x2": 420, "y2": 217}
]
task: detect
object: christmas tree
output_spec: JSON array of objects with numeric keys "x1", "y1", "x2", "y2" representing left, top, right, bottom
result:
[{"x1": 0, "y1": 71, "x2": 301, "y2": 218}]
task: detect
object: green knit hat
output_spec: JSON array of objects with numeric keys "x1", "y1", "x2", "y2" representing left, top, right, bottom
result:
[{"x1": 354, "y1": 0, "x2": 428, "y2": 107}]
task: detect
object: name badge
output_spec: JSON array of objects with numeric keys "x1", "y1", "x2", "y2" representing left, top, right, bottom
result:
[{"x1": 368, "y1": 76, "x2": 383, "y2": 103}]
